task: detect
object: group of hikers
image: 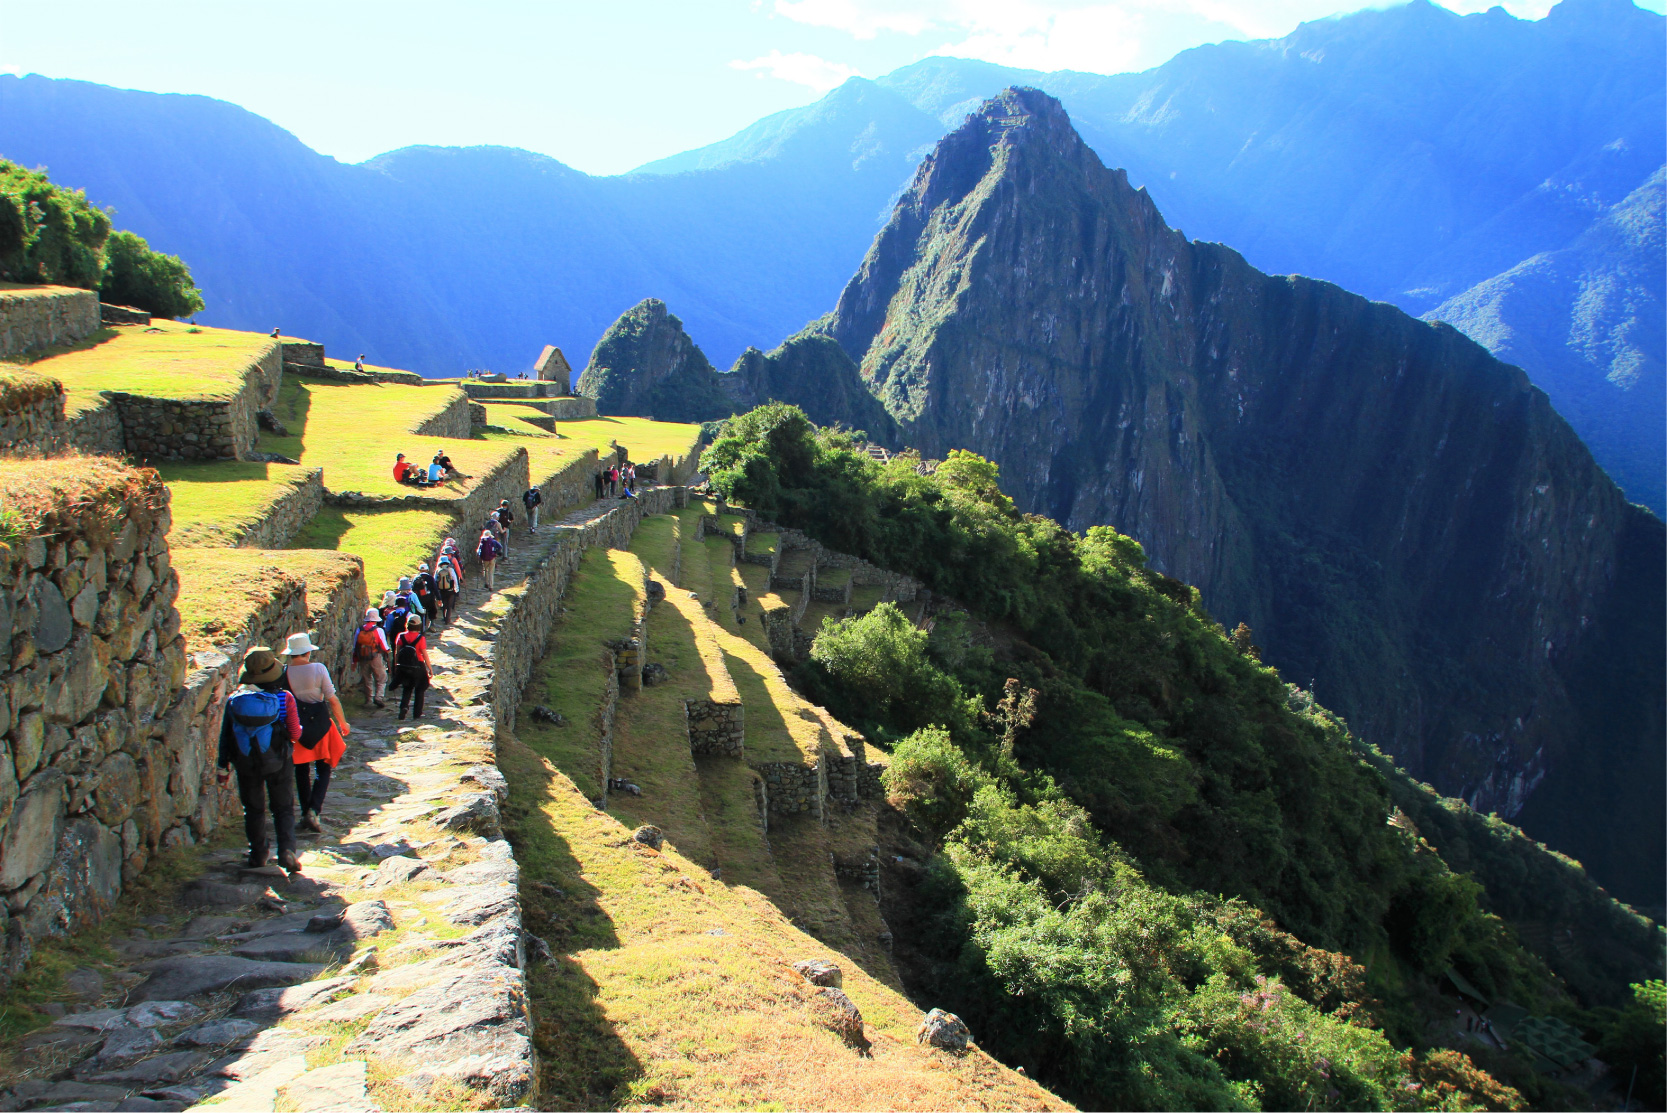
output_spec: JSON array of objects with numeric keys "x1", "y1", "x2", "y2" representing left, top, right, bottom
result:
[
  {"x1": 595, "y1": 461, "x2": 638, "y2": 500},
  {"x1": 393, "y1": 451, "x2": 467, "y2": 488},
  {"x1": 218, "y1": 456, "x2": 648, "y2": 874}
]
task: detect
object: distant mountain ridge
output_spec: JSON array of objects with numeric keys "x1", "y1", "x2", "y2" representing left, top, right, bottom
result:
[{"x1": 0, "y1": 0, "x2": 1658, "y2": 508}]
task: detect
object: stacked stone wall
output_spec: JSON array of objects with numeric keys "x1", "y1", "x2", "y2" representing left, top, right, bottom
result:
[
  {"x1": 410, "y1": 390, "x2": 473, "y2": 439},
  {"x1": 687, "y1": 699, "x2": 743, "y2": 757},
  {"x1": 230, "y1": 469, "x2": 325, "y2": 550},
  {"x1": 755, "y1": 759, "x2": 826, "y2": 819},
  {"x1": 858, "y1": 762, "x2": 885, "y2": 798},
  {"x1": 546, "y1": 396, "x2": 597, "y2": 418},
  {"x1": 537, "y1": 450, "x2": 602, "y2": 520},
  {"x1": 0, "y1": 381, "x2": 67, "y2": 455},
  {"x1": 98, "y1": 303, "x2": 150, "y2": 327},
  {"x1": 279, "y1": 341, "x2": 325, "y2": 369},
  {"x1": 112, "y1": 345, "x2": 280, "y2": 463},
  {"x1": 307, "y1": 562, "x2": 373, "y2": 687},
  {"x1": 0, "y1": 288, "x2": 100, "y2": 359},
  {"x1": 63, "y1": 400, "x2": 125, "y2": 456}
]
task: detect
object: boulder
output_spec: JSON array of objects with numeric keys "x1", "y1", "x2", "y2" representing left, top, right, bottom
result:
[
  {"x1": 632, "y1": 825, "x2": 664, "y2": 850},
  {"x1": 792, "y1": 959, "x2": 842, "y2": 988},
  {"x1": 233, "y1": 976, "x2": 357, "y2": 1020},
  {"x1": 811, "y1": 986, "x2": 866, "y2": 1048},
  {"x1": 175, "y1": 1018, "x2": 260, "y2": 1048},
  {"x1": 132, "y1": 955, "x2": 325, "y2": 1002},
  {"x1": 346, "y1": 967, "x2": 533, "y2": 1104},
  {"x1": 126, "y1": 1000, "x2": 203, "y2": 1027},
  {"x1": 916, "y1": 1007, "x2": 971, "y2": 1052}
]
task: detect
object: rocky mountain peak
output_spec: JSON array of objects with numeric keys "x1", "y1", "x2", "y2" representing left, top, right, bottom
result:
[{"x1": 576, "y1": 298, "x2": 729, "y2": 423}]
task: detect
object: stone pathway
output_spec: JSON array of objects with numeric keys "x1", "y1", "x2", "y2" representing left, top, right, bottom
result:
[{"x1": 0, "y1": 500, "x2": 637, "y2": 1113}]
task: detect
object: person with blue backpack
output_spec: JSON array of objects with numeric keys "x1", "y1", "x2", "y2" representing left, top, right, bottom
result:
[{"x1": 216, "y1": 647, "x2": 304, "y2": 873}]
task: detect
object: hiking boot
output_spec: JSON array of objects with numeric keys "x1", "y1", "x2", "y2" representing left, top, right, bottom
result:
[
  {"x1": 398, "y1": 709, "x2": 407, "y2": 721},
  {"x1": 247, "y1": 846, "x2": 269, "y2": 869},
  {"x1": 300, "y1": 810, "x2": 322, "y2": 834},
  {"x1": 373, "y1": 698, "x2": 386, "y2": 709},
  {"x1": 278, "y1": 849, "x2": 304, "y2": 875}
]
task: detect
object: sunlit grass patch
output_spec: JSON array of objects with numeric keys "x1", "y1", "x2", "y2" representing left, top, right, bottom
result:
[
  {"x1": 260, "y1": 377, "x2": 519, "y2": 501},
  {"x1": 745, "y1": 530, "x2": 779, "y2": 557},
  {"x1": 478, "y1": 401, "x2": 555, "y2": 436},
  {"x1": 554, "y1": 415, "x2": 701, "y2": 469},
  {"x1": 157, "y1": 460, "x2": 315, "y2": 547},
  {"x1": 289, "y1": 505, "x2": 455, "y2": 601},
  {"x1": 21, "y1": 319, "x2": 275, "y2": 417}
]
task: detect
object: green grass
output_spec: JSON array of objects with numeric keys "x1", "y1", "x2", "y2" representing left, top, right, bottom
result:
[
  {"x1": 519, "y1": 548, "x2": 644, "y2": 800},
  {"x1": 631, "y1": 515, "x2": 681, "y2": 582},
  {"x1": 849, "y1": 584, "x2": 885, "y2": 614},
  {"x1": 744, "y1": 531, "x2": 779, "y2": 557},
  {"x1": 817, "y1": 567, "x2": 851, "y2": 590},
  {"x1": 717, "y1": 514, "x2": 746, "y2": 539},
  {"x1": 290, "y1": 506, "x2": 455, "y2": 600},
  {"x1": 21, "y1": 319, "x2": 275, "y2": 417},
  {"x1": 799, "y1": 600, "x2": 846, "y2": 637},
  {"x1": 480, "y1": 401, "x2": 557, "y2": 435},
  {"x1": 260, "y1": 377, "x2": 519, "y2": 502},
  {"x1": 156, "y1": 461, "x2": 314, "y2": 547},
  {"x1": 777, "y1": 549, "x2": 815, "y2": 575},
  {"x1": 554, "y1": 416, "x2": 701, "y2": 469}
]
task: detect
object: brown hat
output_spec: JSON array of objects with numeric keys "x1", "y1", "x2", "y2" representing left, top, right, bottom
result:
[{"x1": 240, "y1": 647, "x2": 283, "y2": 685}]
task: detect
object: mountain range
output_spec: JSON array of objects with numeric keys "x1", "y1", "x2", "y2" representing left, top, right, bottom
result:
[
  {"x1": 582, "y1": 86, "x2": 1666, "y2": 913},
  {"x1": 0, "y1": 0, "x2": 1660, "y2": 509}
]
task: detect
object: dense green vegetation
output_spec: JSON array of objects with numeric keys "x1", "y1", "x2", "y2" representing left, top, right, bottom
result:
[
  {"x1": 702, "y1": 403, "x2": 1664, "y2": 1111},
  {"x1": 0, "y1": 160, "x2": 202, "y2": 315}
]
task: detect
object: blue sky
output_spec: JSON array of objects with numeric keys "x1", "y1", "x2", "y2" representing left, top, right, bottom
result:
[{"x1": 1, "y1": 0, "x2": 1659, "y2": 175}]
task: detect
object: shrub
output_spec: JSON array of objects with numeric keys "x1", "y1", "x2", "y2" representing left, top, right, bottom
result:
[
  {"x1": 100, "y1": 230, "x2": 205, "y2": 318},
  {"x1": 808, "y1": 602, "x2": 960, "y2": 729},
  {"x1": 0, "y1": 160, "x2": 110, "y2": 287},
  {"x1": 882, "y1": 726, "x2": 989, "y2": 841}
]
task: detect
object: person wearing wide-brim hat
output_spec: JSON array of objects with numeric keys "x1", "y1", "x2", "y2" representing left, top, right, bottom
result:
[
  {"x1": 283, "y1": 632, "x2": 351, "y2": 834},
  {"x1": 216, "y1": 647, "x2": 304, "y2": 872}
]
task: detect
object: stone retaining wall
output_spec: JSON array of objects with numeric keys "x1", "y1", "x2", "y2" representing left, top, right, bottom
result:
[
  {"x1": 98, "y1": 304, "x2": 150, "y2": 327},
  {"x1": 307, "y1": 563, "x2": 372, "y2": 688},
  {"x1": 279, "y1": 341, "x2": 325, "y2": 368},
  {"x1": 546, "y1": 397, "x2": 597, "y2": 419},
  {"x1": 286, "y1": 365, "x2": 425, "y2": 386},
  {"x1": 0, "y1": 379, "x2": 67, "y2": 454},
  {"x1": 535, "y1": 450, "x2": 602, "y2": 521},
  {"x1": 469, "y1": 402, "x2": 488, "y2": 427},
  {"x1": 64, "y1": 400, "x2": 126, "y2": 457},
  {"x1": 755, "y1": 759, "x2": 826, "y2": 819},
  {"x1": 858, "y1": 761, "x2": 885, "y2": 799},
  {"x1": 686, "y1": 698, "x2": 744, "y2": 757},
  {"x1": 0, "y1": 288, "x2": 100, "y2": 359},
  {"x1": 410, "y1": 390, "x2": 473, "y2": 439},
  {"x1": 0, "y1": 466, "x2": 191, "y2": 985},
  {"x1": 230, "y1": 469, "x2": 325, "y2": 550},
  {"x1": 111, "y1": 345, "x2": 281, "y2": 463}
]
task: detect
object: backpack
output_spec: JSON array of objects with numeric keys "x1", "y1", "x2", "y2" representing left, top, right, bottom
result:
[
  {"x1": 395, "y1": 635, "x2": 422, "y2": 669},
  {"x1": 437, "y1": 563, "x2": 459, "y2": 591},
  {"x1": 353, "y1": 623, "x2": 381, "y2": 662},
  {"x1": 412, "y1": 573, "x2": 434, "y2": 599},
  {"x1": 227, "y1": 689, "x2": 287, "y2": 757},
  {"x1": 478, "y1": 535, "x2": 499, "y2": 561},
  {"x1": 523, "y1": 488, "x2": 541, "y2": 508},
  {"x1": 383, "y1": 606, "x2": 409, "y2": 639}
]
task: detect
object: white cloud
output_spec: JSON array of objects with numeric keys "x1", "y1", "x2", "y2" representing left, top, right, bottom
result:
[
  {"x1": 729, "y1": 49, "x2": 863, "y2": 91},
  {"x1": 0, "y1": 64, "x2": 23, "y2": 77}
]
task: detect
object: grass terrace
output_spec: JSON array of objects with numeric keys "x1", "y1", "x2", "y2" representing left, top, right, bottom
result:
[
  {"x1": 155, "y1": 461, "x2": 314, "y2": 547},
  {"x1": 519, "y1": 547, "x2": 646, "y2": 801},
  {"x1": 479, "y1": 401, "x2": 557, "y2": 435},
  {"x1": 20, "y1": 320, "x2": 275, "y2": 417},
  {"x1": 260, "y1": 377, "x2": 518, "y2": 501},
  {"x1": 290, "y1": 506, "x2": 456, "y2": 601},
  {"x1": 554, "y1": 416, "x2": 701, "y2": 469},
  {"x1": 171, "y1": 548, "x2": 360, "y2": 652},
  {"x1": 744, "y1": 529, "x2": 779, "y2": 559}
]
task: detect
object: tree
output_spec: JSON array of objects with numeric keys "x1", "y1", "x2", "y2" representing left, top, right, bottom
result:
[
  {"x1": 0, "y1": 159, "x2": 109, "y2": 288},
  {"x1": 100, "y1": 230, "x2": 205, "y2": 319}
]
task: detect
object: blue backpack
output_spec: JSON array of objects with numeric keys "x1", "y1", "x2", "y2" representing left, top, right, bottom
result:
[{"x1": 228, "y1": 689, "x2": 287, "y2": 756}]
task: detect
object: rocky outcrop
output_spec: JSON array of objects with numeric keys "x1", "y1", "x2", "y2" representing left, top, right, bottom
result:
[
  {"x1": 795, "y1": 87, "x2": 1665, "y2": 906},
  {"x1": 722, "y1": 333, "x2": 897, "y2": 439},
  {"x1": 577, "y1": 298, "x2": 732, "y2": 422}
]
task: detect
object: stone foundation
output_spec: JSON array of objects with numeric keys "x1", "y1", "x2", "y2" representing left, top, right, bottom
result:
[
  {"x1": 411, "y1": 390, "x2": 473, "y2": 439},
  {"x1": 64, "y1": 400, "x2": 126, "y2": 457},
  {"x1": 0, "y1": 287, "x2": 101, "y2": 359},
  {"x1": 755, "y1": 759, "x2": 826, "y2": 819},
  {"x1": 112, "y1": 344, "x2": 282, "y2": 463},
  {"x1": 0, "y1": 378, "x2": 68, "y2": 454},
  {"x1": 687, "y1": 698, "x2": 744, "y2": 757}
]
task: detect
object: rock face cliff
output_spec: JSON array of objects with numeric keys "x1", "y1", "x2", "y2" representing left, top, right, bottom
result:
[
  {"x1": 805, "y1": 88, "x2": 1664, "y2": 908},
  {"x1": 576, "y1": 298, "x2": 731, "y2": 422}
]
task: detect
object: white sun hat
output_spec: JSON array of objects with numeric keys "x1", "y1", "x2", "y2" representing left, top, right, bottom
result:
[{"x1": 284, "y1": 632, "x2": 321, "y2": 656}]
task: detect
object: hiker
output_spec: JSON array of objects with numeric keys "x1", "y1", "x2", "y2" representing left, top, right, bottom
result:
[
  {"x1": 478, "y1": 527, "x2": 504, "y2": 589},
  {"x1": 593, "y1": 470, "x2": 604, "y2": 500},
  {"x1": 397, "y1": 575, "x2": 428, "y2": 631},
  {"x1": 434, "y1": 553, "x2": 462, "y2": 622},
  {"x1": 522, "y1": 486, "x2": 543, "y2": 531},
  {"x1": 626, "y1": 462, "x2": 637, "y2": 489},
  {"x1": 271, "y1": 327, "x2": 281, "y2": 338},
  {"x1": 485, "y1": 510, "x2": 508, "y2": 556},
  {"x1": 354, "y1": 354, "x2": 365, "y2": 372},
  {"x1": 392, "y1": 614, "x2": 433, "y2": 720},
  {"x1": 382, "y1": 594, "x2": 411, "y2": 642},
  {"x1": 607, "y1": 464, "x2": 619, "y2": 498},
  {"x1": 282, "y1": 632, "x2": 350, "y2": 834},
  {"x1": 352, "y1": 607, "x2": 390, "y2": 708},
  {"x1": 216, "y1": 647, "x2": 303, "y2": 873},
  {"x1": 496, "y1": 500, "x2": 516, "y2": 549},
  {"x1": 411, "y1": 562, "x2": 438, "y2": 625}
]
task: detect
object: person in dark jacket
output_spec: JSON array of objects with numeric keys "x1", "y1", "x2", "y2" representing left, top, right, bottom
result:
[{"x1": 216, "y1": 647, "x2": 303, "y2": 873}]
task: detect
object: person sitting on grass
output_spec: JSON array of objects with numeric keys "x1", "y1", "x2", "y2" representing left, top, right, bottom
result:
[
  {"x1": 393, "y1": 453, "x2": 422, "y2": 486},
  {"x1": 428, "y1": 456, "x2": 445, "y2": 484},
  {"x1": 435, "y1": 451, "x2": 468, "y2": 480}
]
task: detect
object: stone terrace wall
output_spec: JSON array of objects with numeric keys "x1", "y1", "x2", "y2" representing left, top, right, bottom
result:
[
  {"x1": 687, "y1": 699, "x2": 743, "y2": 757},
  {"x1": 111, "y1": 344, "x2": 281, "y2": 463},
  {"x1": 0, "y1": 288, "x2": 100, "y2": 359},
  {"x1": 546, "y1": 397, "x2": 597, "y2": 419},
  {"x1": 534, "y1": 449, "x2": 602, "y2": 518},
  {"x1": 0, "y1": 464, "x2": 190, "y2": 985},
  {"x1": 0, "y1": 377, "x2": 67, "y2": 454},
  {"x1": 755, "y1": 759, "x2": 826, "y2": 819},
  {"x1": 231, "y1": 469, "x2": 325, "y2": 550},
  {"x1": 410, "y1": 390, "x2": 473, "y2": 439},
  {"x1": 63, "y1": 400, "x2": 125, "y2": 457}
]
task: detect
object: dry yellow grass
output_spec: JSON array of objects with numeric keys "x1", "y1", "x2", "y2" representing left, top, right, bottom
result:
[
  {"x1": 501, "y1": 734, "x2": 1069, "y2": 1112},
  {"x1": 171, "y1": 548, "x2": 362, "y2": 651},
  {"x1": 0, "y1": 455, "x2": 165, "y2": 543}
]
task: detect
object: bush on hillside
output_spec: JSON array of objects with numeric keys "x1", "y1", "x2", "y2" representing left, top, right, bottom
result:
[
  {"x1": 101, "y1": 230, "x2": 205, "y2": 318},
  {"x1": 0, "y1": 161, "x2": 206, "y2": 317},
  {"x1": 0, "y1": 160, "x2": 110, "y2": 287},
  {"x1": 808, "y1": 602, "x2": 961, "y2": 731}
]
